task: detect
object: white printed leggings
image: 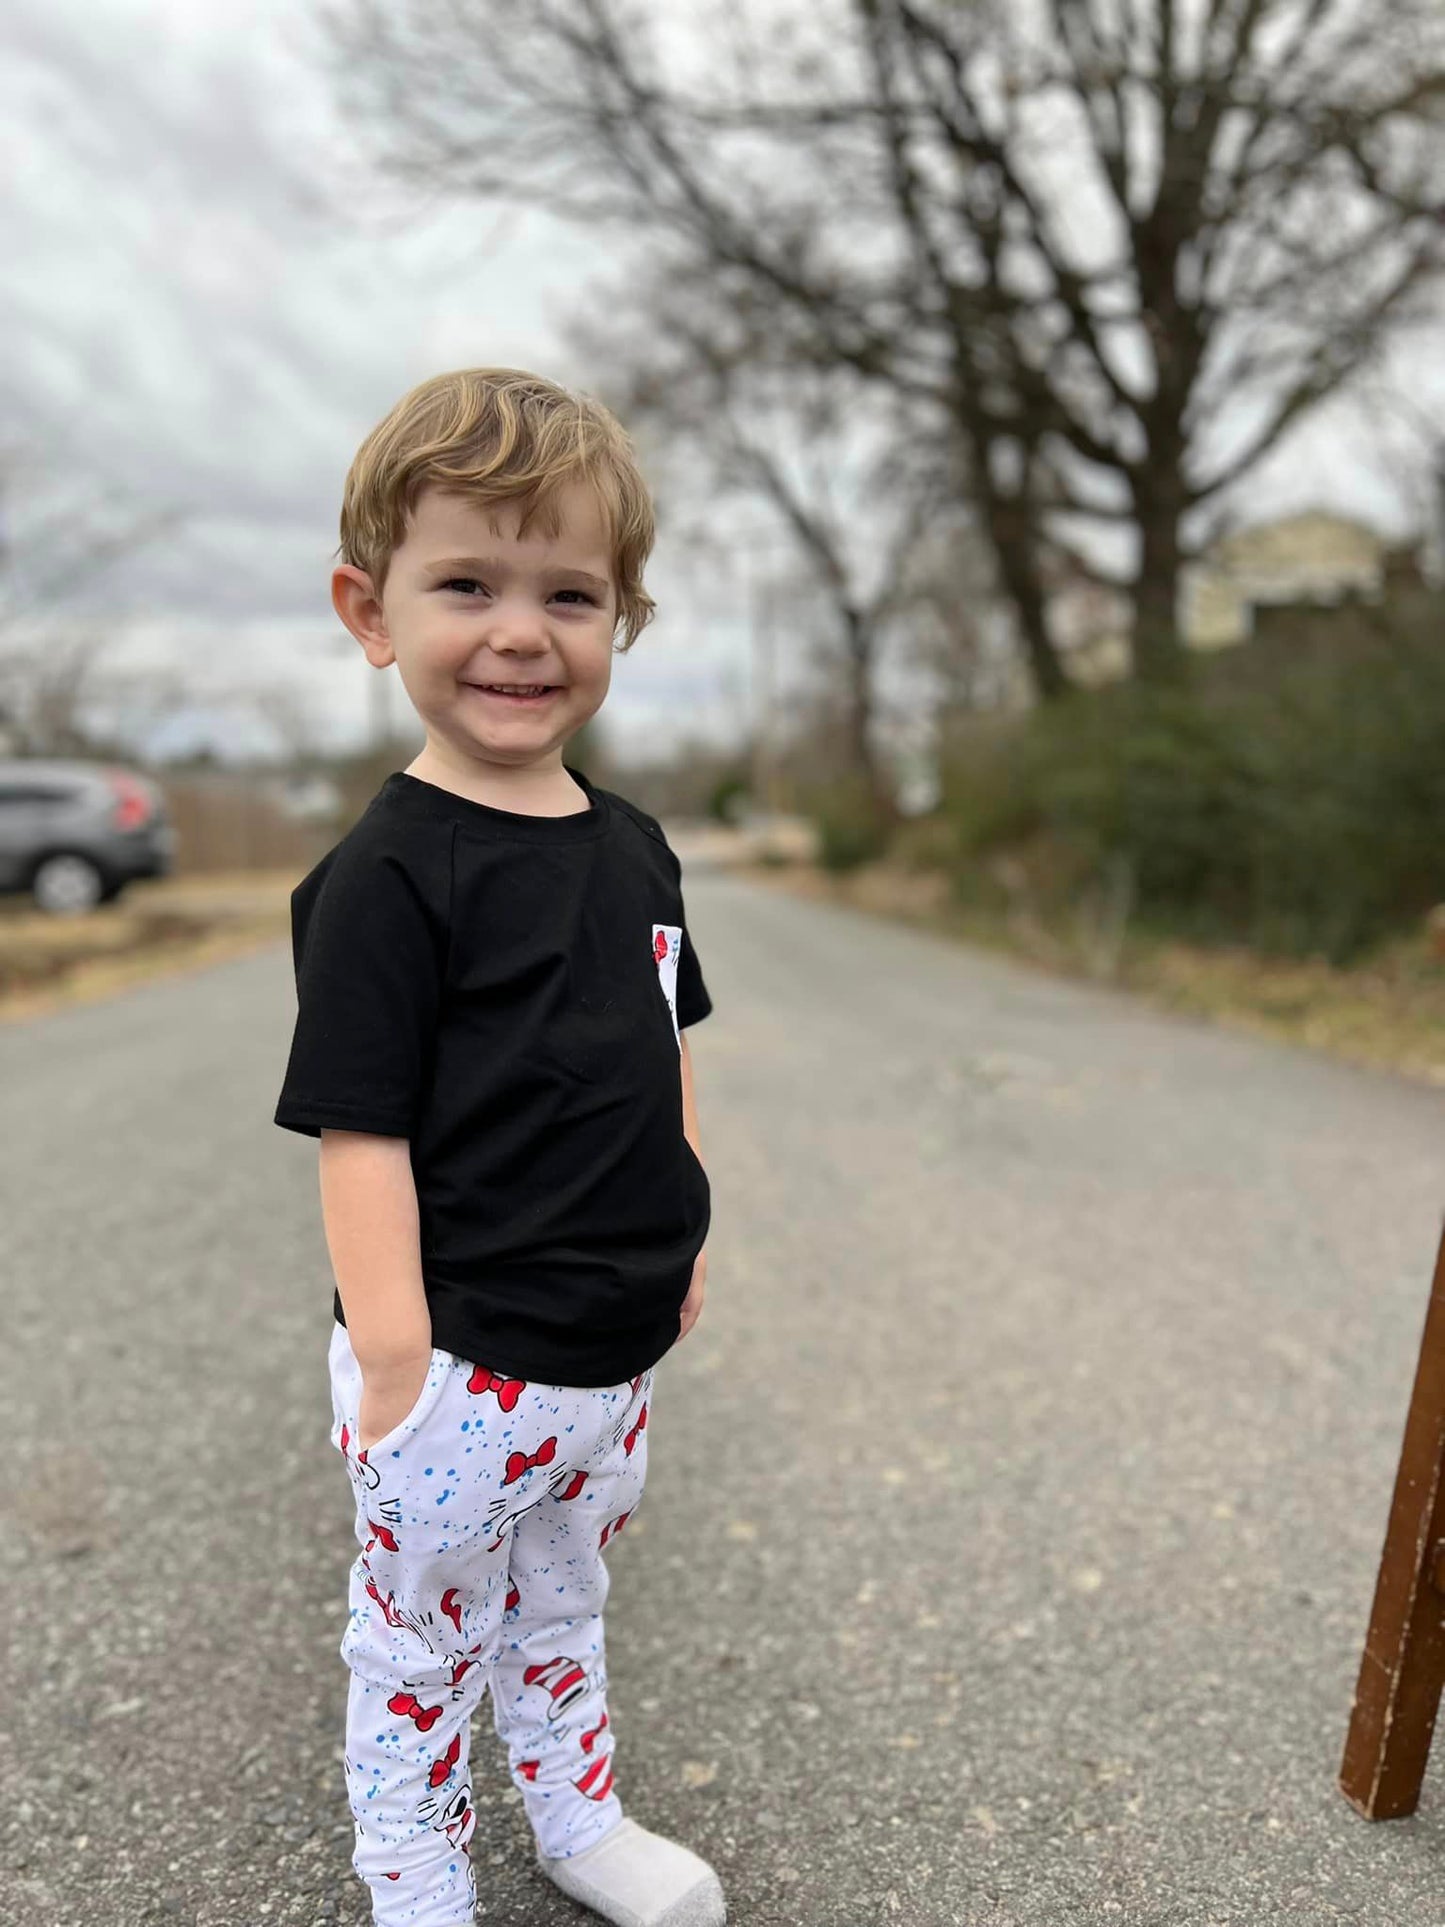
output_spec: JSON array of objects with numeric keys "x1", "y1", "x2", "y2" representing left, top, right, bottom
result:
[{"x1": 327, "y1": 1322, "x2": 653, "y2": 1927}]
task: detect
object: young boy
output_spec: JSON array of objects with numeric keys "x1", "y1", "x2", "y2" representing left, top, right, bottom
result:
[{"x1": 273, "y1": 368, "x2": 724, "y2": 1927}]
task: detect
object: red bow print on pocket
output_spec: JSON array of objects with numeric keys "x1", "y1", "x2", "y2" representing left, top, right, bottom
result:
[
  {"x1": 503, "y1": 1436, "x2": 558, "y2": 1486},
  {"x1": 468, "y1": 1366, "x2": 527, "y2": 1411}
]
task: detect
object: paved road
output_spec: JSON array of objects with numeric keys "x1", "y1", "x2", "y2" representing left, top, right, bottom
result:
[{"x1": 5, "y1": 862, "x2": 1445, "y2": 1927}]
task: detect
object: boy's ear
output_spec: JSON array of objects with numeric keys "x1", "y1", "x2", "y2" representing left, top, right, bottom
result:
[{"x1": 332, "y1": 564, "x2": 394, "y2": 666}]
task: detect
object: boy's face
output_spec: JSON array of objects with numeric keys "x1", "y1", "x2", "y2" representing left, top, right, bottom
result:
[{"x1": 333, "y1": 480, "x2": 618, "y2": 776}]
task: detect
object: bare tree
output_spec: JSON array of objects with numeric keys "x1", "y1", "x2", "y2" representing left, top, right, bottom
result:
[
  {"x1": 0, "y1": 451, "x2": 190, "y2": 759},
  {"x1": 572, "y1": 266, "x2": 968, "y2": 817},
  {"x1": 0, "y1": 455, "x2": 182, "y2": 638},
  {"x1": 864, "y1": 0, "x2": 1445, "y2": 680},
  {"x1": 0, "y1": 623, "x2": 199, "y2": 762},
  {"x1": 889, "y1": 501, "x2": 1026, "y2": 714},
  {"x1": 244, "y1": 683, "x2": 336, "y2": 773},
  {"x1": 329, "y1": 0, "x2": 1444, "y2": 695}
]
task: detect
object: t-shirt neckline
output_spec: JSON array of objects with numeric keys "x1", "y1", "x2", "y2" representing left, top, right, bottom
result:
[{"x1": 382, "y1": 763, "x2": 610, "y2": 842}]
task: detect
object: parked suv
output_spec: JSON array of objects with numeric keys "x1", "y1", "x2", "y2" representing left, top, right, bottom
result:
[{"x1": 0, "y1": 760, "x2": 178, "y2": 914}]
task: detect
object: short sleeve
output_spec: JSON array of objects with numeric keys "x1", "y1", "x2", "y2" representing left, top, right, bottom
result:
[
  {"x1": 677, "y1": 924, "x2": 711, "y2": 1030},
  {"x1": 653, "y1": 826, "x2": 712, "y2": 1032},
  {"x1": 675, "y1": 909, "x2": 712, "y2": 1030},
  {"x1": 273, "y1": 840, "x2": 448, "y2": 1138}
]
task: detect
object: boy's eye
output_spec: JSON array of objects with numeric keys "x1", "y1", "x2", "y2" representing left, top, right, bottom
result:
[{"x1": 437, "y1": 579, "x2": 596, "y2": 605}]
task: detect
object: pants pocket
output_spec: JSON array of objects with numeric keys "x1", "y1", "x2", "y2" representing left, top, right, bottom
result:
[{"x1": 328, "y1": 1323, "x2": 455, "y2": 1478}]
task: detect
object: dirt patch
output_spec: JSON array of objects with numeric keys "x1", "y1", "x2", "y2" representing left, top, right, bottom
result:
[{"x1": 0, "y1": 871, "x2": 297, "y2": 1025}]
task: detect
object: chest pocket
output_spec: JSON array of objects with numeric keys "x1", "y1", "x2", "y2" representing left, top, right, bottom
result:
[
  {"x1": 533, "y1": 924, "x2": 683, "y2": 1086},
  {"x1": 543, "y1": 993, "x2": 635, "y2": 1086}
]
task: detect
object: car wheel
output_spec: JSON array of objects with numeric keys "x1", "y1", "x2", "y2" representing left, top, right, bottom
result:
[{"x1": 31, "y1": 852, "x2": 108, "y2": 916}]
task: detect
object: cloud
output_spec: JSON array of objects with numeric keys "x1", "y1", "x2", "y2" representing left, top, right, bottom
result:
[
  {"x1": 2, "y1": 0, "x2": 577, "y2": 610},
  {"x1": 0, "y1": 0, "x2": 744, "y2": 759}
]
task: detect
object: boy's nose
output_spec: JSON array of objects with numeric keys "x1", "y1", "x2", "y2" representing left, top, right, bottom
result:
[
  {"x1": 468, "y1": 645, "x2": 563, "y2": 683},
  {"x1": 479, "y1": 593, "x2": 551, "y2": 641},
  {"x1": 473, "y1": 635, "x2": 553, "y2": 671}
]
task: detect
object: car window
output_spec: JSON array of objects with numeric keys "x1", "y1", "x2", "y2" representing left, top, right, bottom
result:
[{"x1": 0, "y1": 784, "x2": 81, "y2": 806}]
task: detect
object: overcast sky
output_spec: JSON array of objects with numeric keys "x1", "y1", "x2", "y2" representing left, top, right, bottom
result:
[
  {"x1": 1, "y1": 0, "x2": 754, "y2": 767},
  {"x1": 3, "y1": 0, "x2": 1437, "y2": 771}
]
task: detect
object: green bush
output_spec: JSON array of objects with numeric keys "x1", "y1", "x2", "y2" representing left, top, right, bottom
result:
[
  {"x1": 707, "y1": 773, "x2": 752, "y2": 824},
  {"x1": 806, "y1": 771, "x2": 895, "y2": 873},
  {"x1": 935, "y1": 625, "x2": 1445, "y2": 963}
]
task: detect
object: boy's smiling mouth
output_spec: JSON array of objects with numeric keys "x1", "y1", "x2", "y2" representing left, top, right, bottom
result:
[{"x1": 463, "y1": 681, "x2": 563, "y2": 702}]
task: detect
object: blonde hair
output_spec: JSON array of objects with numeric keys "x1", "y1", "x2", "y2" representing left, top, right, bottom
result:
[{"x1": 339, "y1": 367, "x2": 657, "y2": 649}]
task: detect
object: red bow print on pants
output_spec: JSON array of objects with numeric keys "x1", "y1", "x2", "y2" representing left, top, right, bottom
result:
[
  {"x1": 503, "y1": 1436, "x2": 558, "y2": 1486},
  {"x1": 624, "y1": 1403, "x2": 648, "y2": 1456},
  {"x1": 468, "y1": 1366, "x2": 526, "y2": 1411},
  {"x1": 388, "y1": 1692, "x2": 444, "y2": 1733},
  {"x1": 428, "y1": 1732, "x2": 462, "y2": 1789}
]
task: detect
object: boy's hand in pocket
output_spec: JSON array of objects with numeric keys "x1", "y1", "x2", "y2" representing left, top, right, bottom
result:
[
  {"x1": 677, "y1": 1247, "x2": 707, "y2": 1342},
  {"x1": 358, "y1": 1348, "x2": 433, "y2": 1450}
]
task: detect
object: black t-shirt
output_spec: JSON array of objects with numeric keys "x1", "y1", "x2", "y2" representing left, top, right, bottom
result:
[{"x1": 273, "y1": 764, "x2": 713, "y2": 1385}]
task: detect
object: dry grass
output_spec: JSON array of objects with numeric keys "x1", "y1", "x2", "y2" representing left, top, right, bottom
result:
[
  {"x1": 0, "y1": 870, "x2": 297, "y2": 1025},
  {"x1": 740, "y1": 856, "x2": 1445, "y2": 1089},
  {"x1": 1125, "y1": 931, "x2": 1445, "y2": 1086}
]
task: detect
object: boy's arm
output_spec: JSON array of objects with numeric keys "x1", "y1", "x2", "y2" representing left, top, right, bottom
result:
[
  {"x1": 679, "y1": 1030, "x2": 702, "y2": 1166},
  {"x1": 319, "y1": 1129, "x2": 433, "y2": 1440},
  {"x1": 677, "y1": 1030, "x2": 708, "y2": 1342}
]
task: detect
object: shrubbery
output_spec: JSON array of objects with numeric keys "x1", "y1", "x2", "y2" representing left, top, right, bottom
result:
[
  {"x1": 934, "y1": 625, "x2": 1445, "y2": 964},
  {"x1": 803, "y1": 769, "x2": 896, "y2": 873}
]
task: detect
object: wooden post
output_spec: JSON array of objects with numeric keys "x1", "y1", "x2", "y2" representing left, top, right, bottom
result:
[{"x1": 1340, "y1": 1215, "x2": 1445, "y2": 1817}]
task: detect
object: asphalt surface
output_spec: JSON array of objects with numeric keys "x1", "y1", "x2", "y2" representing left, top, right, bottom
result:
[{"x1": 6, "y1": 859, "x2": 1445, "y2": 1926}]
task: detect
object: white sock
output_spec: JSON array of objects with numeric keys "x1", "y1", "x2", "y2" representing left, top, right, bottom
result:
[{"x1": 537, "y1": 1816, "x2": 726, "y2": 1927}]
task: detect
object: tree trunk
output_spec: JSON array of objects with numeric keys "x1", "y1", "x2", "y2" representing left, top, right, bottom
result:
[
  {"x1": 1132, "y1": 496, "x2": 1190, "y2": 686},
  {"x1": 842, "y1": 605, "x2": 900, "y2": 825},
  {"x1": 988, "y1": 509, "x2": 1069, "y2": 703}
]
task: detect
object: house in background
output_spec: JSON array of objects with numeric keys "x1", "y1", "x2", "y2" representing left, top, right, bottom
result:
[
  {"x1": 1059, "y1": 509, "x2": 1396, "y2": 686},
  {"x1": 1181, "y1": 510, "x2": 1390, "y2": 649}
]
